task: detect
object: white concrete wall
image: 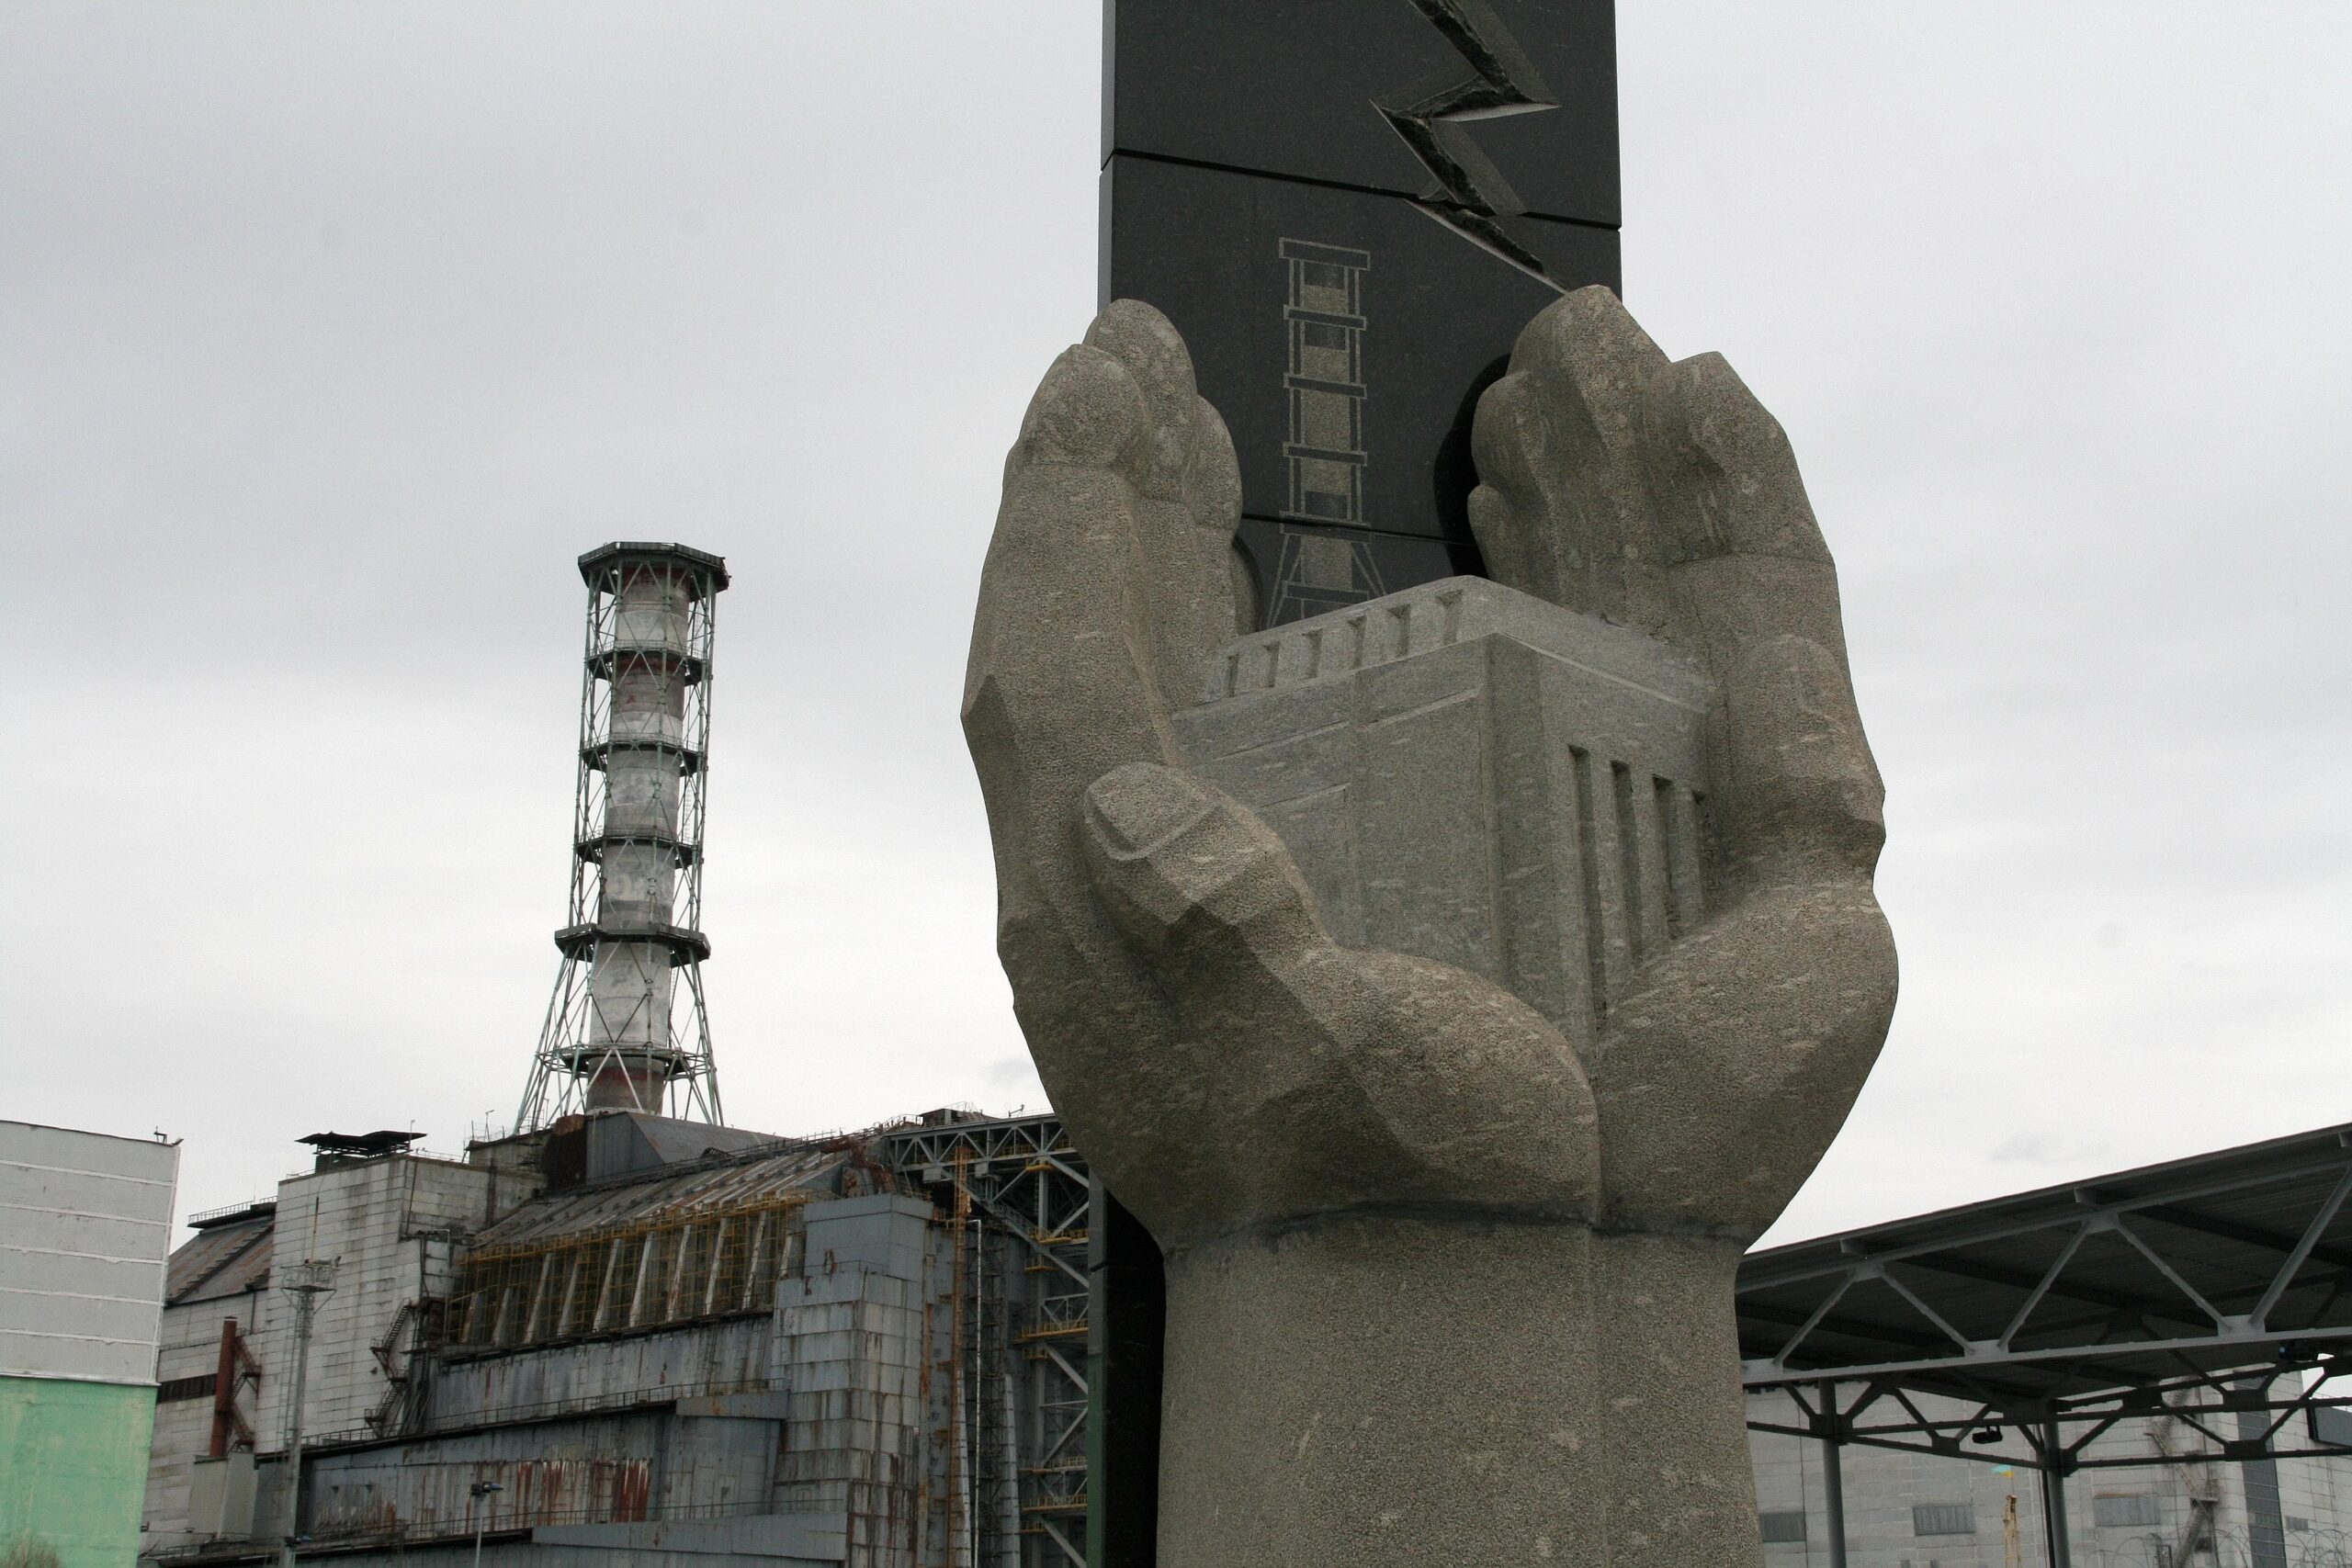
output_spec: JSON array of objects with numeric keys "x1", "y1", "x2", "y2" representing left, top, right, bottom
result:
[
  {"x1": 0, "y1": 1120, "x2": 177, "y2": 1385},
  {"x1": 254, "y1": 1155, "x2": 511, "y2": 1446},
  {"x1": 147, "y1": 1154, "x2": 518, "y2": 1548},
  {"x1": 209, "y1": 1185, "x2": 953, "y2": 1562},
  {"x1": 2278, "y1": 1442, "x2": 2351, "y2": 1557},
  {"x1": 144, "y1": 1285, "x2": 275, "y2": 1547}
]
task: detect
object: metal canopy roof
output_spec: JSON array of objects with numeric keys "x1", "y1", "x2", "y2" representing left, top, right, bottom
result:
[
  {"x1": 1736, "y1": 1122, "x2": 2352, "y2": 1470},
  {"x1": 297, "y1": 1129, "x2": 424, "y2": 1158}
]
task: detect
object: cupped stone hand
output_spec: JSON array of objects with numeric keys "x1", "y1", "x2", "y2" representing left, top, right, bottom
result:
[{"x1": 963, "y1": 288, "x2": 1895, "y2": 1568}]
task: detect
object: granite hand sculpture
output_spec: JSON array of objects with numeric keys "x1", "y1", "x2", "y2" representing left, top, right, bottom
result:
[{"x1": 962, "y1": 287, "x2": 1896, "y2": 1568}]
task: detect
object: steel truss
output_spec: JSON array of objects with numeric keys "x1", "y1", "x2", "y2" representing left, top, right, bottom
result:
[
  {"x1": 1739, "y1": 1124, "x2": 2352, "y2": 1568},
  {"x1": 1750, "y1": 1365, "x2": 2350, "y2": 1472},
  {"x1": 519, "y1": 543, "x2": 729, "y2": 1131},
  {"x1": 886, "y1": 1114, "x2": 1093, "y2": 1568}
]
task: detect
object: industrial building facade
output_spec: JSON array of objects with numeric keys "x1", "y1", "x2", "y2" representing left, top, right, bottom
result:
[
  {"x1": 139, "y1": 1109, "x2": 1108, "y2": 1566},
  {"x1": 138, "y1": 1109, "x2": 2352, "y2": 1567},
  {"x1": 135, "y1": 543, "x2": 1139, "y2": 1565}
]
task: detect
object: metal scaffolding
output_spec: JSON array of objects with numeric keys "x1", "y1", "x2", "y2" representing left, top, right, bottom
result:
[
  {"x1": 519, "y1": 542, "x2": 729, "y2": 1130},
  {"x1": 887, "y1": 1115, "x2": 1094, "y2": 1568}
]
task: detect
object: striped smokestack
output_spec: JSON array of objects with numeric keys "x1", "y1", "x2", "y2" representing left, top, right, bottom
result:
[{"x1": 518, "y1": 542, "x2": 727, "y2": 1128}]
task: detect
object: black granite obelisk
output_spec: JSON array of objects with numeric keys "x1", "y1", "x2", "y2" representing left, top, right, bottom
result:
[
  {"x1": 1088, "y1": 13, "x2": 1620, "y2": 1559},
  {"x1": 1102, "y1": 0, "x2": 1621, "y2": 626}
]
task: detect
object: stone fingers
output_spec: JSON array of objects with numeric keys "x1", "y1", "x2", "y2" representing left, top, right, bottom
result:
[
  {"x1": 1593, "y1": 879, "x2": 1898, "y2": 1233},
  {"x1": 1079, "y1": 761, "x2": 1325, "y2": 977},
  {"x1": 1080, "y1": 301, "x2": 1249, "y2": 709},
  {"x1": 965, "y1": 328, "x2": 1243, "y2": 1223},
  {"x1": 968, "y1": 303, "x2": 1247, "y2": 942},
  {"x1": 1585, "y1": 350, "x2": 1895, "y2": 1235},
  {"x1": 1076, "y1": 761, "x2": 1351, "y2": 1241},
  {"x1": 1463, "y1": 289, "x2": 1884, "y2": 879},
  {"x1": 1468, "y1": 285, "x2": 1671, "y2": 632},
  {"x1": 991, "y1": 303, "x2": 1246, "y2": 715},
  {"x1": 967, "y1": 346, "x2": 1173, "y2": 802},
  {"x1": 959, "y1": 454, "x2": 1184, "y2": 1089},
  {"x1": 1004, "y1": 341, "x2": 1150, "y2": 475},
  {"x1": 1641, "y1": 352, "x2": 1829, "y2": 567},
  {"x1": 1640, "y1": 354, "x2": 1886, "y2": 882},
  {"x1": 1080, "y1": 762, "x2": 1600, "y2": 1239}
]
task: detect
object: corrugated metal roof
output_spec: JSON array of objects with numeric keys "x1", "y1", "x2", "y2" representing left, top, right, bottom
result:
[
  {"x1": 1738, "y1": 1122, "x2": 2352, "y2": 1405},
  {"x1": 167, "y1": 1215, "x2": 275, "y2": 1306},
  {"x1": 470, "y1": 1141, "x2": 864, "y2": 1250}
]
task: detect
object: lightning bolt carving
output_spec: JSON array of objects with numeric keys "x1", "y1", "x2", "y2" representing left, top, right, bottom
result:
[{"x1": 1374, "y1": 0, "x2": 1565, "y2": 287}]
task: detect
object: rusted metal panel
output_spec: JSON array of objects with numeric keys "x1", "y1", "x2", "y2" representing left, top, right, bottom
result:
[
  {"x1": 429, "y1": 1316, "x2": 770, "y2": 1425},
  {"x1": 311, "y1": 1450, "x2": 657, "y2": 1534}
]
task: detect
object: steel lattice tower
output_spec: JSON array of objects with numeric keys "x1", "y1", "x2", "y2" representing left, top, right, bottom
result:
[{"x1": 518, "y1": 542, "x2": 729, "y2": 1129}]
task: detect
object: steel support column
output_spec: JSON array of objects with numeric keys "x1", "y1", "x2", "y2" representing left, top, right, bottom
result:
[
  {"x1": 1819, "y1": 1382, "x2": 1849, "y2": 1568},
  {"x1": 2038, "y1": 1420, "x2": 2072, "y2": 1568},
  {"x1": 1086, "y1": 1178, "x2": 1163, "y2": 1568}
]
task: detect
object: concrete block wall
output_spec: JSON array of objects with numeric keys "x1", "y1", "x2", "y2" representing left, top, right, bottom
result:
[
  {"x1": 144, "y1": 1291, "x2": 274, "y2": 1547},
  {"x1": 144, "y1": 1396, "x2": 208, "y2": 1544},
  {"x1": 251, "y1": 1156, "x2": 512, "y2": 1449},
  {"x1": 534, "y1": 1514, "x2": 848, "y2": 1565},
  {"x1": 251, "y1": 1400, "x2": 791, "y2": 1551},
  {"x1": 2278, "y1": 1444, "x2": 2351, "y2": 1549},
  {"x1": 244, "y1": 1190, "x2": 959, "y2": 1561},
  {"x1": 142, "y1": 1176, "x2": 989, "y2": 1563},
  {"x1": 302, "y1": 1410, "x2": 673, "y2": 1536},
  {"x1": 662, "y1": 1404, "x2": 790, "y2": 1519},
  {"x1": 769, "y1": 1194, "x2": 952, "y2": 1567},
  {"x1": 772, "y1": 1272, "x2": 923, "y2": 1535},
  {"x1": 228, "y1": 1527, "x2": 839, "y2": 1568},
  {"x1": 0, "y1": 1122, "x2": 179, "y2": 1384},
  {"x1": 0, "y1": 1122, "x2": 179, "y2": 1566}
]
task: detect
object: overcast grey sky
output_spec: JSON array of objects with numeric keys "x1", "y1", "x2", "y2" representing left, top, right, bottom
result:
[{"x1": 4, "y1": 4, "x2": 2344, "y2": 1243}]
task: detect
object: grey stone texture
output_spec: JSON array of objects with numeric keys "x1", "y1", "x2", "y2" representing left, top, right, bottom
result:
[
  {"x1": 1170, "y1": 574, "x2": 1713, "y2": 1048},
  {"x1": 962, "y1": 288, "x2": 1897, "y2": 1566}
]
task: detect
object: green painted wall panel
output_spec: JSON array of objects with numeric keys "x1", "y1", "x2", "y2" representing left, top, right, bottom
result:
[{"x1": 0, "y1": 1375, "x2": 156, "y2": 1568}]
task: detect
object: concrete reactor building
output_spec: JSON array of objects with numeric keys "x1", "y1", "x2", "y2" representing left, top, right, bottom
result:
[{"x1": 136, "y1": 547, "x2": 1121, "y2": 1568}]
